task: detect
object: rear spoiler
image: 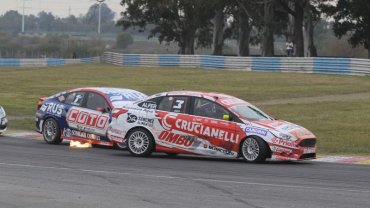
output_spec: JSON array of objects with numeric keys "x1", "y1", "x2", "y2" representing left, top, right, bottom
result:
[{"x1": 37, "y1": 97, "x2": 47, "y2": 110}]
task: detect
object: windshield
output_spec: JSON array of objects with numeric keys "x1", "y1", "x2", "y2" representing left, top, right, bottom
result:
[{"x1": 231, "y1": 105, "x2": 272, "y2": 121}]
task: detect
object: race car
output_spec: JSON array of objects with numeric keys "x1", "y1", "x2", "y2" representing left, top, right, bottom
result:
[
  {"x1": 35, "y1": 87, "x2": 147, "y2": 148},
  {"x1": 0, "y1": 105, "x2": 7, "y2": 134},
  {"x1": 107, "y1": 91, "x2": 317, "y2": 162}
]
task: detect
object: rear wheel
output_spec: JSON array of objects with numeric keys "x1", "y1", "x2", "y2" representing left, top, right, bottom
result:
[
  {"x1": 241, "y1": 137, "x2": 268, "y2": 163},
  {"x1": 127, "y1": 129, "x2": 154, "y2": 157},
  {"x1": 42, "y1": 118, "x2": 62, "y2": 144}
]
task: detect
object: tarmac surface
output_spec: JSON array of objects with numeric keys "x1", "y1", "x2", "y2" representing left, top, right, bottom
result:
[{"x1": 0, "y1": 133, "x2": 370, "y2": 208}]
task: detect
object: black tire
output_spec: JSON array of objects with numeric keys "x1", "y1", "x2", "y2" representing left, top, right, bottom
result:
[
  {"x1": 240, "y1": 136, "x2": 268, "y2": 163},
  {"x1": 42, "y1": 118, "x2": 62, "y2": 144},
  {"x1": 126, "y1": 128, "x2": 154, "y2": 157},
  {"x1": 165, "y1": 153, "x2": 178, "y2": 157}
]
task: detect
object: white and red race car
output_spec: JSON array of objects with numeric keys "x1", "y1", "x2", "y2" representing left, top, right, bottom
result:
[{"x1": 108, "y1": 91, "x2": 317, "y2": 162}]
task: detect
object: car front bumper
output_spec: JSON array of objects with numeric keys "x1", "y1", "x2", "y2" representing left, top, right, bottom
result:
[{"x1": 0, "y1": 116, "x2": 7, "y2": 133}]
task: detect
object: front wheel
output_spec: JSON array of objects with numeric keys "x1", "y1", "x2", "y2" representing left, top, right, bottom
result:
[
  {"x1": 42, "y1": 118, "x2": 62, "y2": 144},
  {"x1": 241, "y1": 137, "x2": 268, "y2": 163},
  {"x1": 126, "y1": 129, "x2": 154, "y2": 157}
]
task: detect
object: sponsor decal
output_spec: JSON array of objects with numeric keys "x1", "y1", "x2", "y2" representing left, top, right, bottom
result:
[
  {"x1": 303, "y1": 147, "x2": 316, "y2": 154},
  {"x1": 244, "y1": 127, "x2": 268, "y2": 136},
  {"x1": 40, "y1": 103, "x2": 64, "y2": 117},
  {"x1": 161, "y1": 113, "x2": 177, "y2": 131},
  {"x1": 207, "y1": 145, "x2": 235, "y2": 156},
  {"x1": 138, "y1": 101, "x2": 157, "y2": 109},
  {"x1": 109, "y1": 134, "x2": 125, "y2": 143},
  {"x1": 108, "y1": 126, "x2": 126, "y2": 135},
  {"x1": 63, "y1": 128, "x2": 101, "y2": 141},
  {"x1": 270, "y1": 145, "x2": 293, "y2": 154},
  {"x1": 67, "y1": 109, "x2": 109, "y2": 129},
  {"x1": 271, "y1": 137, "x2": 296, "y2": 148},
  {"x1": 161, "y1": 113, "x2": 240, "y2": 144},
  {"x1": 127, "y1": 113, "x2": 138, "y2": 123},
  {"x1": 126, "y1": 113, "x2": 154, "y2": 127},
  {"x1": 174, "y1": 119, "x2": 240, "y2": 144},
  {"x1": 137, "y1": 117, "x2": 154, "y2": 127},
  {"x1": 158, "y1": 131, "x2": 195, "y2": 147}
]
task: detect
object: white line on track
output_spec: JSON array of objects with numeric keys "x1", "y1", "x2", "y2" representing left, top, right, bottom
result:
[{"x1": 0, "y1": 162, "x2": 369, "y2": 194}]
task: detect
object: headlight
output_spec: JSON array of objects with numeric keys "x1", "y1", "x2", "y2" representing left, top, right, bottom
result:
[
  {"x1": 0, "y1": 106, "x2": 6, "y2": 118},
  {"x1": 270, "y1": 131, "x2": 297, "y2": 141}
]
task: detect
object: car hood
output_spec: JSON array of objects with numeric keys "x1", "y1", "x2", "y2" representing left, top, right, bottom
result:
[{"x1": 252, "y1": 119, "x2": 315, "y2": 140}]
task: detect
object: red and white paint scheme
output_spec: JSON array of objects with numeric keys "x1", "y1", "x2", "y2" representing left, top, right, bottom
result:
[{"x1": 108, "y1": 91, "x2": 317, "y2": 162}]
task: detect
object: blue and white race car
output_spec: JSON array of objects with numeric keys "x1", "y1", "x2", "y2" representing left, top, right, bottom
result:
[
  {"x1": 35, "y1": 87, "x2": 147, "y2": 148},
  {"x1": 0, "y1": 105, "x2": 7, "y2": 134}
]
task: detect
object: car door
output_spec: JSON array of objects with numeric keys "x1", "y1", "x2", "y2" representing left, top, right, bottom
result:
[
  {"x1": 154, "y1": 96, "x2": 197, "y2": 149},
  {"x1": 186, "y1": 97, "x2": 240, "y2": 157},
  {"x1": 65, "y1": 92, "x2": 111, "y2": 141}
]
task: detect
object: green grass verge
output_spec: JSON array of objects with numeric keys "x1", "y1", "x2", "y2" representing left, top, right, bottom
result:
[{"x1": 1, "y1": 64, "x2": 370, "y2": 154}]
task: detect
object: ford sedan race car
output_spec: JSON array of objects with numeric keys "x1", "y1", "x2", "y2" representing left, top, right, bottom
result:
[
  {"x1": 35, "y1": 87, "x2": 147, "y2": 147},
  {"x1": 108, "y1": 91, "x2": 317, "y2": 162},
  {"x1": 0, "y1": 105, "x2": 7, "y2": 134}
]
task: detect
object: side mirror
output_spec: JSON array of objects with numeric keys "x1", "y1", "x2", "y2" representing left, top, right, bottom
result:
[
  {"x1": 95, "y1": 106, "x2": 105, "y2": 113},
  {"x1": 222, "y1": 114, "x2": 230, "y2": 121}
]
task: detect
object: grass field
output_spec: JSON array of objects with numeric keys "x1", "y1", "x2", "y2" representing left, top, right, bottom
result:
[{"x1": 1, "y1": 64, "x2": 370, "y2": 155}]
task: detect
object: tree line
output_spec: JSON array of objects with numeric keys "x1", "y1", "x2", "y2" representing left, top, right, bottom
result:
[
  {"x1": 118, "y1": 0, "x2": 370, "y2": 58},
  {"x1": 0, "y1": 3, "x2": 136, "y2": 58},
  {"x1": 0, "y1": 3, "x2": 117, "y2": 34}
]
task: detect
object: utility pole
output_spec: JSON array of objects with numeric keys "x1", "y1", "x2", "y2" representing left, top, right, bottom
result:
[
  {"x1": 22, "y1": 0, "x2": 25, "y2": 33},
  {"x1": 97, "y1": 0, "x2": 105, "y2": 35},
  {"x1": 21, "y1": 0, "x2": 30, "y2": 33}
]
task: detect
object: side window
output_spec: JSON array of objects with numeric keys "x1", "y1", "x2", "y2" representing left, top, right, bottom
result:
[
  {"x1": 193, "y1": 98, "x2": 230, "y2": 120},
  {"x1": 137, "y1": 97, "x2": 162, "y2": 109},
  {"x1": 157, "y1": 97, "x2": 173, "y2": 112},
  {"x1": 86, "y1": 93, "x2": 110, "y2": 111},
  {"x1": 157, "y1": 96, "x2": 189, "y2": 113},
  {"x1": 65, "y1": 92, "x2": 85, "y2": 107}
]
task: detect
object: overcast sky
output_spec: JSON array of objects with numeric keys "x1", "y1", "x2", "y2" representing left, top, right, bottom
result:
[{"x1": 0, "y1": 0, "x2": 123, "y2": 19}]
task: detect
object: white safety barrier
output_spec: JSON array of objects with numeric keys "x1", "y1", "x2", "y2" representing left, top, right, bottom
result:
[
  {"x1": 0, "y1": 57, "x2": 100, "y2": 67},
  {"x1": 103, "y1": 52, "x2": 370, "y2": 76}
]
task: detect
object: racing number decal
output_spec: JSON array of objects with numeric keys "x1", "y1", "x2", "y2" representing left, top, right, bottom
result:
[
  {"x1": 173, "y1": 100, "x2": 184, "y2": 109},
  {"x1": 72, "y1": 94, "x2": 84, "y2": 106}
]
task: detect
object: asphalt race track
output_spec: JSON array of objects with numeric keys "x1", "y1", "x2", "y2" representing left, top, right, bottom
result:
[{"x1": 0, "y1": 134, "x2": 369, "y2": 208}]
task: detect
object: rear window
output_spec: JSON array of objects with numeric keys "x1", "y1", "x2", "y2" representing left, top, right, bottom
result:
[{"x1": 105, "y1": 90, "x2": 147, "y2": 102}]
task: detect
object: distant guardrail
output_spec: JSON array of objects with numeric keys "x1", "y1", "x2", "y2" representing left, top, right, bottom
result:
[
  {"x1": 0, "y1": 57, "x2": 100, "y2": 67},
  {"x1": 103, "y1": 52, "x2": 370, "y2": 76}
]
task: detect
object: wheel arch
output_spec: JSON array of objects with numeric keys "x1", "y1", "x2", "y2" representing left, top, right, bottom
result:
[
  {"x1": 125, "y1": 126, "x2": 156, "y2": 148},
  {"x1": 238, "y1": 135, "x2": 272, "y2": 158},
  {"x1": 41, "y1": 115, "x2": 62, "y2": 132}
]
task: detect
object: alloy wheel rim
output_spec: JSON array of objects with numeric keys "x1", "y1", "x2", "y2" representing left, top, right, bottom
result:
[
  {"x1": 242, "y1": 138, "x2": 260, "y2": 161},
  {"x1": 128, "y1": 131, "x2": 149, "y2": 154},
  {"x1": 44, "y1": 120, "x2": 56, "y2": 141}
]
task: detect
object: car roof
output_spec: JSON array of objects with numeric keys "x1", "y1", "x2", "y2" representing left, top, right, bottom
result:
[
  {"x1": 70, "y1": 87, "x2": 142, "y2": 94},
  {"x1": 149, "y1": 91, "x2": 251, "y2": 107}
]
